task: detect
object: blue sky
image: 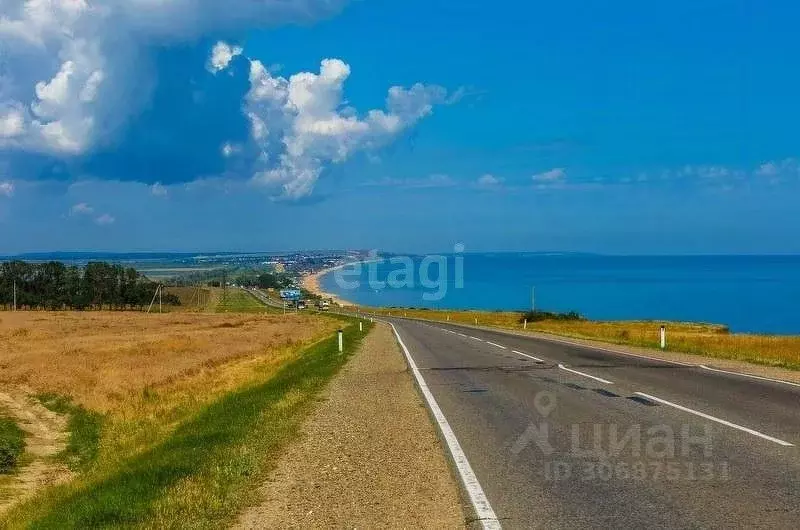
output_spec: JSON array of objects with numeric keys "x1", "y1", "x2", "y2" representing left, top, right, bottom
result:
[{"x1": 1, "y1": 0, "x2": 799, "y2": 254}]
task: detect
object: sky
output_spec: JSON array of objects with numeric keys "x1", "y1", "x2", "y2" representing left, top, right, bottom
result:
[{"x1": 1, "y1": 0, "x2": 799, "y2": 255}]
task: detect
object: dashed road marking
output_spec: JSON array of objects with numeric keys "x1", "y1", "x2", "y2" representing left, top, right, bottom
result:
[
  {"x1": 512, "y1": 350, "x2": 545, "y2": 363},
  {"x1": 558, "y1": 364, "x2": 614, "y2": 385},
  {"x1": 634, "y1": 392, "x2": 794, "y2": 447}
]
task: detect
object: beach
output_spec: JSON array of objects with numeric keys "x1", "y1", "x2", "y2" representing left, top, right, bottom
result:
[
  {"x1": 301, "y1": 267, "x2": 349, "y2": 306},
  {"x1": 301, "y1": 259, "x2": 384, "y2": 307}
]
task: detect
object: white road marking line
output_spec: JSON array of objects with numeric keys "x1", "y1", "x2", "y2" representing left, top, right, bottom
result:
[
  {"x1": 539, "y1": 335, "x2": 696, "y2": 367},
  {"x1": 512, "y1": 350, "x2": 545, "y2": 363},
  {"x1": 486, "y1": 341, "x2": 507, "y2": 349},
  {"x1": 699, "y1": 365, "x2": 800, "y2": 388},
  {"x1": 558, "y1": 364, "x2": 615, "y2": 385},
  {"x1": 470, "y1": 336, "x2": 484, "y2": 342},
  {"x1": 390, "y1": 324, "x2": 502, "y2": 529},
  {"x1": 428, "y1": 320, "x2": 695, "y2": 367},
  {"x1": 634, "y1": 392, "x2": 794, "y2": 447},
  {"x1": 456, "y1": 333, "x2": 468, "y2": 338}
]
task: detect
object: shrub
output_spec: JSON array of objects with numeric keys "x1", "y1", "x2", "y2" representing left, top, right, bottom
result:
[
  {"x1": 0, "y1": 416, "x2": 26, "y2": 473},
  {"x1": 520, "y1": 310, "x2": 584, "y2": 323}
]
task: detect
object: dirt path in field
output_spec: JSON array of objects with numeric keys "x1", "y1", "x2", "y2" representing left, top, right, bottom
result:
[
  {"x1": 234, "y1": 323, "x2": 466, "y2": 529},
  {"x1": 0, "y1": 388, "x2": 71, "y2": 515}
]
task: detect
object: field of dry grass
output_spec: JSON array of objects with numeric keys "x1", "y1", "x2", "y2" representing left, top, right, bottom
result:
[
  {"x1": 0, "y1": 311, "x2": 338, "y2": 412},
  {"x1": 372, "y1": 307, "x2": 800, "y2": 369},
  {"x1": 0, "y1": 309, "x2": 345, "y2": 523}
]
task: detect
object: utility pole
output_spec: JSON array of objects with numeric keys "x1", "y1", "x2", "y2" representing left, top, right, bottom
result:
[
  {"x1": 222, "y1": 269, "x2": 228, "y2": 309},
  {"x1": 12, "y1": 279, "x2": 16, "y2": 311},
  {"x1": 159, "y1": 285, "x2": 162, "y2": 313}
]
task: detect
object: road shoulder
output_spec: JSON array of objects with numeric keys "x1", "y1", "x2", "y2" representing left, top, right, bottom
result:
[{"x1": 234, "y1": 322, "x2": 465, "y2": 529}]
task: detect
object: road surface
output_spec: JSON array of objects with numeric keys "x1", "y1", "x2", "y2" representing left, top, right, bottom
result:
[{"x1": 388, "y1": 318, "x2": 800, "y2": 529}]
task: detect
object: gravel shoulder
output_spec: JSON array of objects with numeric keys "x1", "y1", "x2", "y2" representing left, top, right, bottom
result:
[{"x1": 234, "y1": 322, "x2": 466, "y2": 529}]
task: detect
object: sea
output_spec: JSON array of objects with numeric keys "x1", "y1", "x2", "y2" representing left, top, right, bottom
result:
[{"x1": 319, "y1": 254, "x2": 800, "y2": 335}]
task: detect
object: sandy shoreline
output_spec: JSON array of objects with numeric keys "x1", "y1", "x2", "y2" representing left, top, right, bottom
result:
[
  {"x1": 300, "y1": 265, "x2": 352, "y2": 307},
  {"x1": 301, "y1": 259, "x2": 385, "y2": 307}
]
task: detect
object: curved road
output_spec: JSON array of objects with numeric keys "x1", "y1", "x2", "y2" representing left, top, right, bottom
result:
[{"x1": 388, "y1": 318, "x2": 800, "y2": 529}]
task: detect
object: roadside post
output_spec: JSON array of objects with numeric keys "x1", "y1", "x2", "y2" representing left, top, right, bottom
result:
[
  {"x1": 524, "y1": 319, "x2": 527, "y2": 330},
  {"x1": 359, "y1": 321, "x2": 363, "y2": 332},
  {"x1": 474, "y1": 318, "x2": 478, "y2": 325},
  {"x1": 660, "y1": 325, "x2": 666, "y2": 349},
  {"x1": 338, "y1": 329, "x2": 344, "y2": 353}
]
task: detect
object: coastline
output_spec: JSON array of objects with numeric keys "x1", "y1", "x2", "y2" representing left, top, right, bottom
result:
[
  {"x1": 300, "y1": 264, "x2": 354, "y2": 307},
  {"x1": 301, "y1": 258, "x2": 384, "y2": 307}
]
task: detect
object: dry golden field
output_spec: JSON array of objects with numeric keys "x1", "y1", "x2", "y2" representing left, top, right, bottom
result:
[
  {"x1": 0, "y1": 309, "x2": 344, "y2": 522},
  {"x1": 0, "y1": 311, "x2": 338, "y2": 412},
  {"x1": 372, "y1": 308, "x2": 800, "y2": 369}
]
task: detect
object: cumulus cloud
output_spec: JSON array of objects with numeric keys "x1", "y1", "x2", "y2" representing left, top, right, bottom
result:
[
  {"x1": 221, "y1": 142, "x2": 242, "y2": 158},
  {"x1": 239, "y1": 55, "x2": 453, "y2": 198},
  {"x1": 532, "y1": 168, "x2": 566, "y2": 182},
  {"x1": 755, "y1": 158, "x2": 799, "y2": 180},
  {"x1": 0, "y1": 0, "x2": 350, "y2": 155},
  {"x1": 94, "y1": 213, "x2": 115, "y2": 225},
  {"x1": 207, "y1": 42, "x2": 243, "y2": 73},
  {"x1": 363, "y1": 174, "x2": 456, "y2": 190},
  {"x1": 476, "y1": 174, "x2": 503, "y2": 188},
  {"x1": 0, "y1": 181, "x2": 14, "y2": 197},
  {"x1": 70, "y1": 202, "x2": 94, "y2": 215},
  {"x1": 151, "y1": 182, "x2": 168, "y2": 197}
]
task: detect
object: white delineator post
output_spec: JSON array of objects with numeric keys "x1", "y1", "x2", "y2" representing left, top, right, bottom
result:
[
  {"x1": 660, "y1": 325, "x2": 666, "y2": 350},
  {"x1": 524, "y1": 319, "x2": 527, "y2": 330},
  {"x1": 338, "y1": 329, "x2": 344, "y2": 353},
  {"x1": 359, "y1": 321, "x2": 363, "y2": 332}
]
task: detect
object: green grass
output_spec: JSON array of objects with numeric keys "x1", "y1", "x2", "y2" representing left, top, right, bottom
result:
[
  {"x1": 215, "y1": 289, "x2": 276, "y2": 314},
  {"x1": 0, "y1": 415, "x2": 26, "y2": 474},
  {"x1": 34, "y1": 394, "x2": 102, "y2": 471},
  {"x1": 17, "y1": 318, "x2": 372, "y2": 529}
]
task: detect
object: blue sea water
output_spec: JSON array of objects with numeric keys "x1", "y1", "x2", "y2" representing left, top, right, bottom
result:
[{"x1": 320, "y1": 254, "x2": 800, "y2": 334}]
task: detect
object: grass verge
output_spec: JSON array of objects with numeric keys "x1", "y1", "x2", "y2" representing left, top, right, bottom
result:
[
  {"x1": 0, "y1": 416, "x2": 26, "y2": 474},
  {"x1": 34, "y1": 394, "x2": 102, "y2": 471},
  {"x1": 10, "y1": 318, "x2": 372, "y2": 529},
  {"x1": 372, "y1": 307, "x2": 800, "y2": 370},
  {"x1": 215, "y1": 288, "x2": 278, "y2": 314}
]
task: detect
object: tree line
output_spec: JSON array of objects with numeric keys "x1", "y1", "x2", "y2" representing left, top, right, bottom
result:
[{"x1": 0, "y1": 261, "x2": 180, "y2": 310}]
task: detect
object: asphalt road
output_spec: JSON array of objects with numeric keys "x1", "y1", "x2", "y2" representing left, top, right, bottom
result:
[{"x1": 388, "y1": 318, "x2": 800, "y2": 529}]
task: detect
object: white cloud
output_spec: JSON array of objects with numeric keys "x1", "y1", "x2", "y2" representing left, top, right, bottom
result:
[
  {"x1": 756, "y1": 162, "x2": 779, "y2": 177},
  {"x1": 0, "y1": 0, "x2": 350, "y2": 155},
  {"x1": 363, "y1": 174, "x2": 456, "y2": 189},
  {"x1": 0, "y1": 181, "x2": 14, "y2": 197},
  {"x1": 207, "y1": 41, "x2": 243, "y2": 73},
  {"x1": 94, "y1": 213, "x2": 115, "y2": 225},
  {"x1": 476, "y1": 174, "x2": 503, "y2": 188},
  {"x1": 221, "y1": 142, "x2": 241, "y2": 158},
  {"x1": 755, "y1": 158, "x2": 799, "y2": 180},
  {"x1": 244, "y1": 57, "x2": 452, "y2": 198},
  {"x1": 70, "y1": 202, "x2": 94, "y2": 215},
  {"x1": 532, "y1": 168, "x2": 566, "y2": 182},
  {"x1": 0, "y1": 107, "x2": 26, "y2": 138},
  {"x1": 151, "y1": 182, "x2": 168, "y2": 197}
]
